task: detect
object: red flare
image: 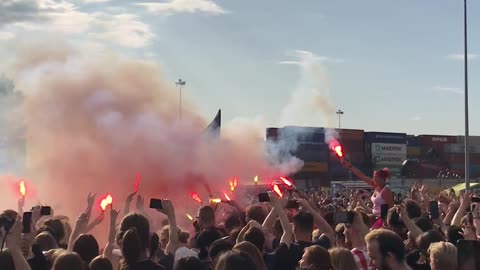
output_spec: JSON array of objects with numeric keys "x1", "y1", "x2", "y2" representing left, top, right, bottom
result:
[
  {"x1": 190, "y1": 192, "x2": 202, "y2": 204},
  {"x1": 134, "y1": 174, "x2": 141, "y2": 193},
  {"x1": 279, "y1": 177, "x2": 293, "y2": 187},
  {"x1": 329, "y1": 140, "x2": 344, "y2": 158},
  {"x1": 19, "y1": 180, "x2": 26, "y2": 197},
  {"x1": 272, "y1": 184, "x2": 283, "y2": 198},
  {"x1": 233, "y1": 177, "x2": 238, "y2": 188},
  {"x1": 100, "y1": 194, "x2": 113, "y2": 211},
  {"x1": 224, "y1": 193, "x2": 231, "y2": 201}
]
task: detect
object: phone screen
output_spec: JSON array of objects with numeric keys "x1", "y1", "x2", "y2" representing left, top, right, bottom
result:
[
  {"x1": 285, "y1": 200, "x2": 299, "y2": 209},
  {"x1": 380, "y1": 204, "x2": 389, "y2": 220},
  {"x1": 429, "y1": 201, "x2": 439, "y2": 219},
  {"x1": 149, "y1": 199, "x2": 163, "y2": 209},
  {"x1": 258, "y1": 193, "x2": 270, "y2": 202},
  {"x1": 41, "y1": 206, "x2": 52, "y2": 216},
  {"x1": 22, "y1": 212, "x2": 32, "y2": 233},
  {"x1": 335, "y1": 211, "x2": 349, "y2": 224}
]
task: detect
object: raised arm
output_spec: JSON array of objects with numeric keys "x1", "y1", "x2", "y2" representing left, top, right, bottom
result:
[
  {"x1": 298, "y1": 199, "x2": 334, "y2": 241},
  {"x1": 123, "y1": 191, "x2": 137, "y2": 217},
  {"x1": 398, "y1": 203, "x2": 423, "y2": 240},
  {"x1": 103, "y1": 206, "x2": 119, "y2": 261},
  {"x1": 269, "y1": 192, "x2": 293, "y2": 247},
  {"x1": 451, "y1": 192, "x2": 472, "y2": 227},
  {"x1": 6, "y1": 217, "x2": 32, "y2": 270},
  {"x1": 341, "y1": 160, "x2": 375, "y2": 188},
  {"x1": 161, "y1": 200, "x2": 179, "y2": 256}
]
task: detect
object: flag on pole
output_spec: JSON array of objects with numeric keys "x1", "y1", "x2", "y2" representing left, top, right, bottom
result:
[{"x1": 205, "y1": 109, "x2": 221, "y2": 137}]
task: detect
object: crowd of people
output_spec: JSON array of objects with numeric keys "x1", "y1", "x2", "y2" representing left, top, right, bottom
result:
[{"x1": 1, "y1": 164, "x2": 480, "y2": 270}]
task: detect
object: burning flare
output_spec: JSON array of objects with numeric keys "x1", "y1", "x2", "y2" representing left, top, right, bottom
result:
[
  {"x1": 19, "y1": 181, "x2": 26, "y2": 197},
  {"x1": 186, "y1": 214, "x2": 194, "y2": 221},
  {"x1": 134, "y1": 174, "x2": 141, "y2": 193},
  {"x1": 190, "y1": 192, "x2": 202, "y2": 204},
  {"x1": 329, "y1": 140, "x2": 344, "y2": 158},
  {"x1": 210, "y1": 198, "x2": 222, "y2": 204},
  {"x1": 279, "y1": 177, "x2": 293, "y2": 187},
  {"x1": 100, "y1": 194, "x2": 113, "y2": 211},
  {"x1": 224, "y1": 192, "x2": 231, "y2": 201},
  {"x1": 272, "y1": 184, "x2": 283, "y2": 198},
  {"x1": 254, "y1": 175, "x2": 259, "y2": 184}
]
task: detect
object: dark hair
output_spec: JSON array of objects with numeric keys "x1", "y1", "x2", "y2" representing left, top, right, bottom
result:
[
  {"x1": 246, "y1": 205, "x2": 266, "y2": 224},
  {"x1": 303, "y1": 246, "x2": 332, "y2": 270},
  {"x1": 40, "y1": 218, "x2": 66, "y2": 245},
  {"x1": 34, "y1": 231, "x2": 59, "y2": 251},
  {"x1": 417, "y1": 230, "x2": 445, "y2": 255},
  {"x1": 118, "y1": 213, "x2": 150, "y2": 269},
  {"x1": 244, "y1": 227, "x2": 265, "y2": 252},
  {"x1": 199, "y1": 206, "x2": 215, "y2": 227},
  {"x1": 0, "y1": 250, "x2": 14, "y2": 270},
  {"x1": 293, "y1": 212, "x2": 314, "y2": 232},
  {"x1": 197, "y1": 229, "x2": 222, "y2": 260},
  {"x1": 322, "y1": 212, "x2": 335, "y2": 228},
  {"x1": 375, "y1": 168, "x2": 391, "y2": 180},
  {"x1": 225, "y1": 214, "x2": 242, "y2": 233},
  {"x1": 52, "y1": 252, "x2": 84, "y2": 270},
  {"x1": 72, "y1": 234, "x2": 99, "y2": 264},
  {"x1": 89, "y1": 256, "x2": 113, "y2": 270},
  {"x1": 175, "y1": 256, "x2": 207, "y2": 270},
  {"x1": 365, "y1": 229, "x2": 406, "y2": 263},
  {"x1": 447, "y1": 226, "x2": 464, "y2": 245},
  {"x1": 214, "y1": 251, "x2": 259, "y2": 270},
  {"x1": 414, "y1": 217, "x2": 433, "y2": 232},
  {"x1": 405, "y1": 200, "x2": 422, "y2": 219},
  {"x1": 179, "y1": 231, "x2": 190, "y2": 245},
  {"x1": 209, "y1": 239, "x2": 234, "y2": 263},
  {"x1": 149, "y1": 232, "x2": 160, "y2": 260}
]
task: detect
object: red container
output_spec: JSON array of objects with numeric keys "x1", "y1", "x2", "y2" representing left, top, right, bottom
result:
[
  {"x1": 444, "y1": 153, "x2": 480, "y2": 164},
  {"x1": 336, "y1": 129, "x2": 364, "y2": 141},
  {"x1": 419, "y1": 135, "x2": 457, "y2": 155},
  {"x1": 340, "y1": 141, "x2": 365, "y2": 153}
]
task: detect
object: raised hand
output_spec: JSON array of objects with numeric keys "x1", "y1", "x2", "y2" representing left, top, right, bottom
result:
[
  {"x1": 87, "y1": 192, "x2": 96, "y2": 208},
  {"x1": 460, "y1": 226, "x2": 477, "y2": 240},
  {"x1": 5, "y1": 217, "x2": 22, "y2": 249},
  {"x1": 75, "y1": 213, "x2": 89, "y2": 234},
  {"x1": 136, "y1": 195, "x2": 145, "y2": 211}
]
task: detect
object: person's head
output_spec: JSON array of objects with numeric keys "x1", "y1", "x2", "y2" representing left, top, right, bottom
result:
[
  {"x1": 428, "y1": 241, "x2": 458, "y2": 270},
  {"x1": 244, "y1": 226, "x2": 265, "y2": 252},
  {"x1": 117, "y1": 213, "x2": 150, "y2": 267},
  {"x1": 386, "y1": 208, "x2": 407, "y2": 239},
  {"x1": 224, "y1": 214, "x2": 241, "y2": 233},
  {"x1": 365, "y1": 229, "x2": 406, "y2": 270},
  {"x1": 197, "y1": 229, "x2": 222, "y2": 260},
  {"x1": 328, "y1": 247, "x2": 357, "y2": 270},
  {"x1": 446, "y1": 226, "x2": 464, "y2": 245},
  {"x1": 334, "y1": 224, "x2": 346, "y2": 248},
  {"x1": 72, "y1": 234, "x2": 99, "y2": 264},
  {"x1": 40, "y1": 218, "x2": 66, "y2": 245},
  {"x1": 373, "y1": 168, "x2": 390, "y2": 187},
  {"x1": 198, "y1": 206, "x2": 215, "y2": 229},
  {"x1": 214, "y1": 251, "x2": 258, "y2": 270},
  {"x1": 299, "y1": 245, "x2": 332, "y2": 270},
  {"x1": 245, "y1": 205, "x2": 266, "y2": 224},
  {"x1": 149, "y1": 232, "x2": 160, "y2": 259},
  {"x1": 89, "y1": 256, "x2": 113, "y2": 270},
  {"x1": 34, "y1": 231, "x2": 59, "y2": 251},
  {"x1": 405, "y1": 200, "x2": 422, "y2": 219},
  {"x1": 209, "y1": 239, "x2": 233, "y2": 263},
  {"x1": 0, "y1": 250, "x2": 14, "y2": 270},
  {"x1": 293, "y1": 212, "x2": 314, "y2": 239},
  {"x1": 233, "y1": 241, "x2": 266, "y2": 270},
  {"x1": 414, "y1": 217, "x2": 434, "y2": 232},
  {"x1": 179, "y1": 230, "x2": 190, "y2": 245},
  {"x1": 175, "y1": 256, "x2": 207, "y2": 270},
  {"x1": 417, "y1": 230, "x2": 445, "y2": 256},
  {"x1": 52, "y1": 252, "x2": 84, "y2": 270},
  {"x1": 159, "y1": 225, "x2": 169, "y2": 249},
  {"x1": 344, "y1": 211, "x2": 368, "y2": 244}
]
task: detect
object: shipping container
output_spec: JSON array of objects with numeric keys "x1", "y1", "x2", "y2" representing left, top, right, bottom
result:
[
  {"x1": 279, "y1": 126, "x2": 325, "y2": 143},
  {"x1": 372, "y1": 154, "x2": 406, "y2": 166},
  {"x1": 329, "y1": 151, "x2": 365, "y2": 163},
  {"x1": 293, "y1": 143, "x2": 329, "y2": 162},
  {"x1": 406, "y1": 135, "x2": 420, "y2": 147},
  {"x1": 444, "y1": 144, "x2": 480, "y2": 154},
  {"x1": 365, "y1": 132, "x2": 407, "y2": 144},
  {"x1": 407, "y1": 147, "x2": 421, "y2": 157},
  {"x1": 419, "y1": 135, "x2": 457, "y2": 144},
  {"x1": 444, "y1": 153, "x2": 480, "y2": 164},
  {"x1": 449, "y1": 164, "x2": 480, "y2": 176},
  {"x1": 371, "y1": 143, "x2": 407, "y2": 155},
  {"x1": 334, "y1": 128, "x2": 365, "y2": 141},
  {"x1": 299, "y1": 162, "x2": 328, "y2": 173},
  {"x1": 457, "y1": 136, "x2": 480, "y2": 145},
  {"x1": 340, "y1": 141, "x2": 365, "y2": 153}
]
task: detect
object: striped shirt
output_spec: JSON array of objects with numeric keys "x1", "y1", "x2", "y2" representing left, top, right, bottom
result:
[{"x1": 351, "y1": 247, "x2": 373, "y2": 270}]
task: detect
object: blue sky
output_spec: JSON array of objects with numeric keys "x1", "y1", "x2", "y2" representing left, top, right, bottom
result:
[{"x1": 0, "y1": 0, "x2": 479, "y2": 136}]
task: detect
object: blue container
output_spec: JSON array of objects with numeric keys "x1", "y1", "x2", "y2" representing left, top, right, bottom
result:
[
  {"x1": 365, "y1": 132, "x2": 407, "y2": 144},
  {"x1": 279, "y1": 126, "x2": 325, "y2": 143},
  {"x1": 293, "y1": 143, "x2": 329, "y2": 162},
  {"x1": 406, "y1": 135, "x2": 420, "y2": 147}
]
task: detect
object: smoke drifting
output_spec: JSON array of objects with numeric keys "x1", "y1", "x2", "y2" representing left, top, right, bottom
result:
[{"x1": 1, "y1": 44, "x2": 298, "y2": 216}]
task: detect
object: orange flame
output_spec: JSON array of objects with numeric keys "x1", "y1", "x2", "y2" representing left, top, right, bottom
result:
[
  {"x1": 224, "y1": 193, "x2": 231, "y2": 201},
  {"x1": 186, "y1": 214, "x2": 194, "y2": 221},
  {"x1": 191, "y1": 192, "x2": 202, "y2": 204},
  {"x1": 279, "y1": 177, "x2": 293, "y2": 187},
  {"x1": 134, "y1": 174, "x2": 141, "y2": 193},
  {"x1": 329, "y1": 140, "x2": 344, "y2": 158},
  {"x1": 273, "y1": 184, "x2": 283, "y2": 198},
  {"x1": 254, "y1": 176, "x2": 259, "y2": 184},
  {"x1": 100, "y1": 194, "x2": 113, "y2": 211},
  {"x1": 210, "y1": 198, "x2": 222, "y2": 204},
  {"x1": 19, "y1": 181, "x2": 26, "y2": 197}
]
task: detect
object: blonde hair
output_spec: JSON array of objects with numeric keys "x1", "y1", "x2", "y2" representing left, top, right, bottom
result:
[
  {"x1": 329, "y1": 247, "x2": 357, "y2": 270},
  {"x1": 428, "y1": 241, "x2": 458, "y2": 270}
]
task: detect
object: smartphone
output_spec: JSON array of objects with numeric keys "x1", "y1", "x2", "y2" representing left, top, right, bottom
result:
[
  {"x1": 285, "y1": 200, "x2": 299, "y2": 209},
  {"x1": 335, "y1": 211, "x2": 354, "y2": 224},
  {"x1": 258, "y1": 193, "x2": 270, "y2": 202},
  {"x1": 380, "y1": 204, "x2": 389, "y2": 220},
  {"x1": 149, "y1": 199, "x2": 163, "y2": 209},
  {"x1": 429, "y1": 201, "x2": 439, "y2": 219},
  {"x1": 472, "y1": 197, "x2": 480, "y2": 203},
  {"x1": 0, "y1": 217, "x2": 15, "y2": 231},
  {"x1": 22, "y1": 212, "x2": 32, "y2": 233},
  {"x1": 40, "y1": 206, "x2": 52, "y2": 216},
  {"x1": 193, "y1": 220, "x2": 200, "y2": 232}
]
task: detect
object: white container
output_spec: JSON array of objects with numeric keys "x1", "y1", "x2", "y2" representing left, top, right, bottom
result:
[
  {"x1": 371, "y1": 143, "x2": 407, "y2": 155},
  {"x1": 372, "y1": 154, "x2": 407, "y2": 166}
]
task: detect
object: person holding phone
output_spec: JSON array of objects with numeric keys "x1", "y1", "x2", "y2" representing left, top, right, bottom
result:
[{"x1": 341, "y1": 160, "x2": 393, "y2": 218}]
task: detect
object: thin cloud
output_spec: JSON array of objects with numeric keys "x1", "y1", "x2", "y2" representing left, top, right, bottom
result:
[
  {"x1": 279, "y1": 50, "x2": 345, "y2": 66},
  {"x1": 411, "y1": 116, "x2": 422, "y2": 121},
  {"x1": 83, "y1": 0, "x2": 112, "y2": 3},
  {"x1": 136, "y1": 0, "x2": 227, "y2": 15},
  {"x1": 432, "y1": 86, "x2": 463, "y2": 94},
  {"x1": 0, "y1": 31, "x2": 14, "y2": 40},
  {"x1": 447, "y1": 53, "x2": 478, "y2": 61}
]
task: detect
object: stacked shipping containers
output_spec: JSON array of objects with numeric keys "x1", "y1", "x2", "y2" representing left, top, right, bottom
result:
[
  {"x1": 328, "y1": 129, "x2": 365, "y2": 180},
  {"x1": 445, "y1": 136, "x2": 480, "y2": 177},
  {"x1": 366, "y1": 132, "x2": 407, "y2": 176},
  {"x1": 406, "y1": 135, "x2": 421, "y2": 159}
]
